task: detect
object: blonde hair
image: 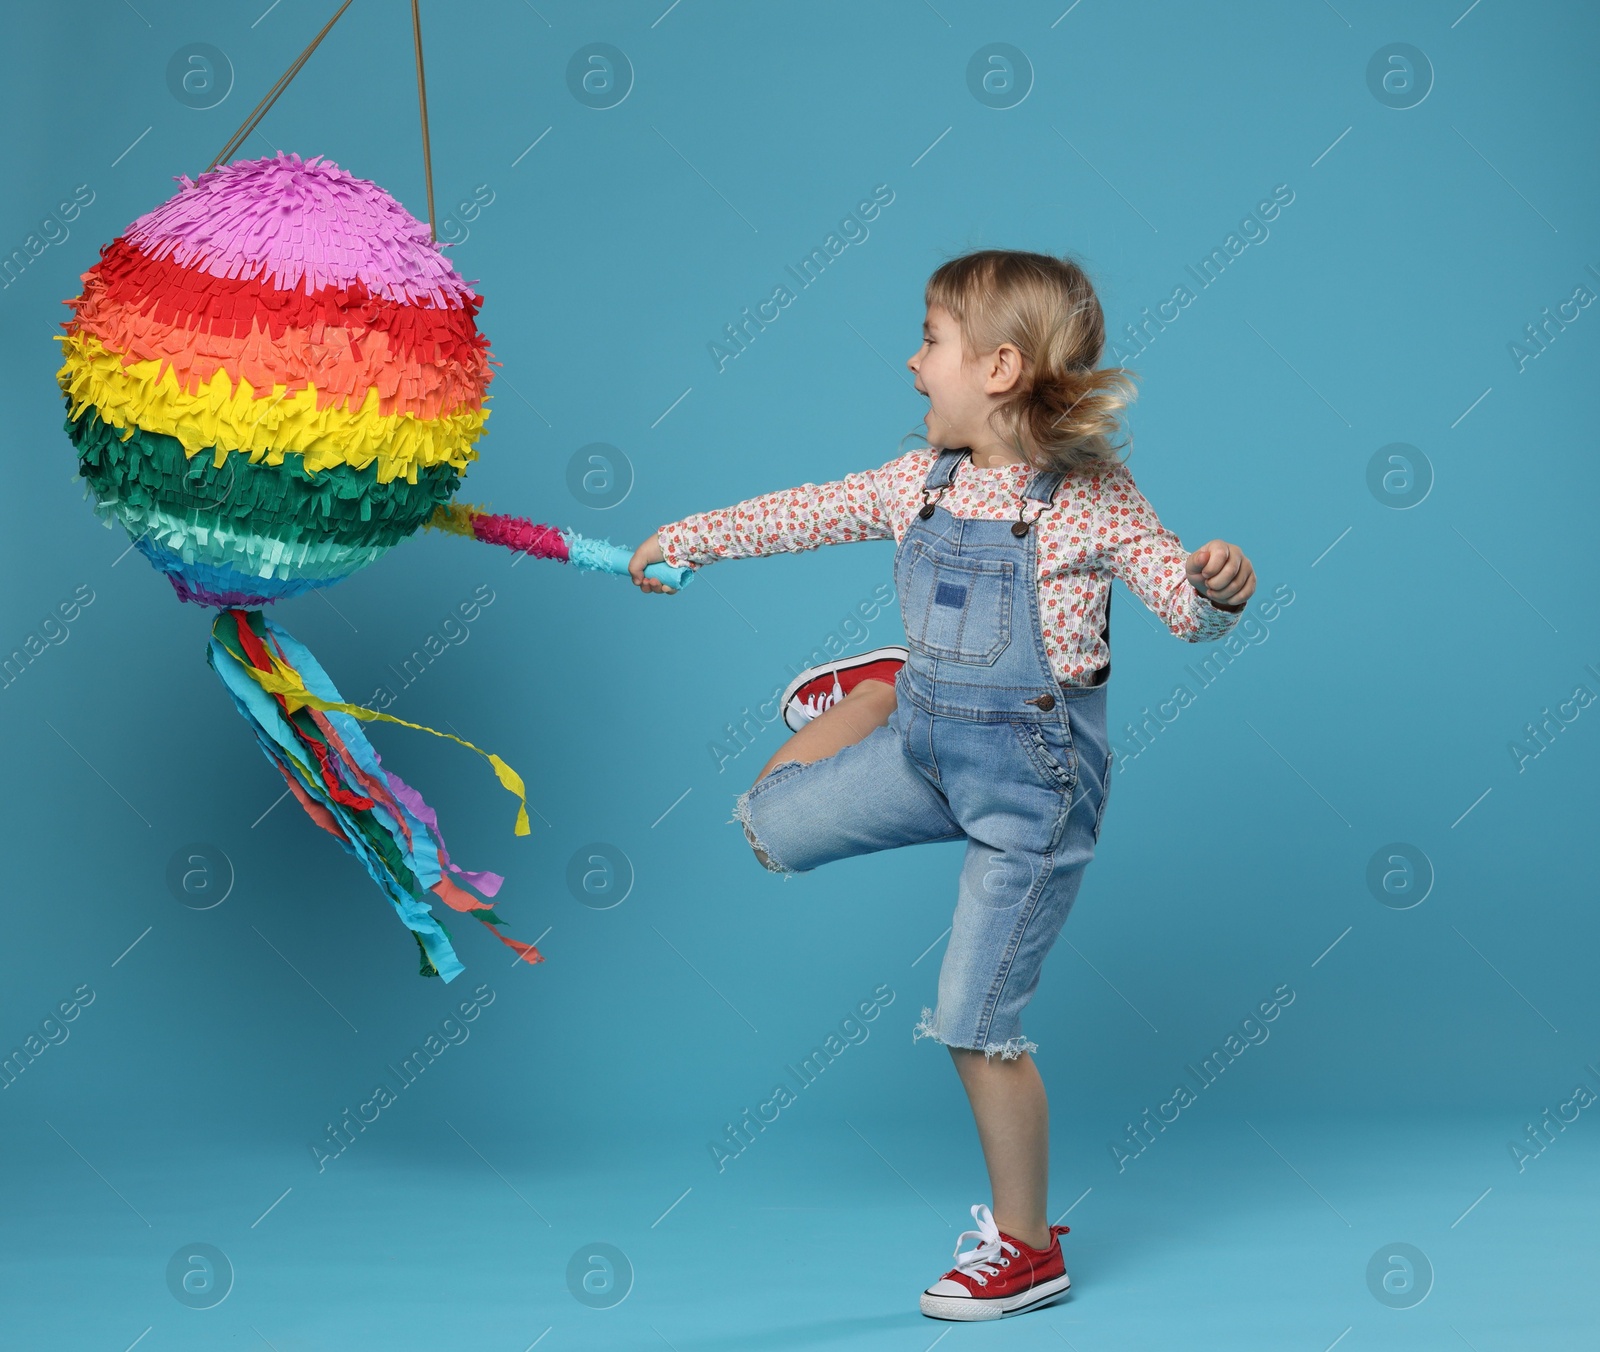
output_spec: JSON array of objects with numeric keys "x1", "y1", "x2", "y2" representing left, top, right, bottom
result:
[{"x1": 925, "y1": 249, "x2": 1137, "y2": 473}]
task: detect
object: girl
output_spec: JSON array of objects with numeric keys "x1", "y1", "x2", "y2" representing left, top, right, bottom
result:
[{"x1": 629, "y1": 250, "x2": 1255, "y2": 1321}]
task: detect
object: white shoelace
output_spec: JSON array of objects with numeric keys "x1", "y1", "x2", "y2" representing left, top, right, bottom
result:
[
  {"x1": 791, "y1": 673, "x2": 845, "y2": 724},
  {"x1": 951, "y1": 1204, "x2": 1019, "y2": 1287}
]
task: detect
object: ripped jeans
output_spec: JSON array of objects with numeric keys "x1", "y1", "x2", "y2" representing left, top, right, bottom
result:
[{"x1": 733, "y1": 674, "x2": 1112, "y2": 1060}]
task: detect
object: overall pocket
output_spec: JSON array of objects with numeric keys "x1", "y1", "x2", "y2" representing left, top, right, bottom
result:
[
  {"x1": 1092, "y1": 748, "x2": 1114, "y2": 842},
  {"x1": 903, "y1": 541, "x2": 1013, "y2": 665},
  {"x1": 1012, "y1": 716, "x2": 1078, "y2": 793}
]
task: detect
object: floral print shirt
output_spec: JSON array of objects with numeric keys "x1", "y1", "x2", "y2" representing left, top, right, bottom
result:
[{"x1": 656, "y1": 448, "x2": 1241, "y2": 685}]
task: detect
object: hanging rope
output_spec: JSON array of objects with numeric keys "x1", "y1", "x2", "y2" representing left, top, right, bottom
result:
[
  {"x1": 203, "y1": 0, "x2": 438, "y2": 245},
  {"x1": 207, "y1": 0, "x2": 357, "y2": 171},
  {"x1": 411, "y1": 0, "x2": 438, "y2": 241}
]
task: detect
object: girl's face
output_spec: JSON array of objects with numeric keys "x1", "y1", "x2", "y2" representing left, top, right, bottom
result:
[{"x1": 906, "y1": 304, "x2": 1017, "y2": 454}]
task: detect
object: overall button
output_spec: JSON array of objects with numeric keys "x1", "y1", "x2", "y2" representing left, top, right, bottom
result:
[{"x1": 1024, "y1": 691, "x2": 1056, "y2": 711}]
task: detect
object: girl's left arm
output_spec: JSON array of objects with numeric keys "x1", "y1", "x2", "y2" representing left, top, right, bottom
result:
[{"x1": 1098, "y1": 465, "x2": 1254, "y2": 641}]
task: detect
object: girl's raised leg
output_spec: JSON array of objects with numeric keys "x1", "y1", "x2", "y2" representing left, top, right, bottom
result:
[
  {"x1": 744, "y1": 677, "x2": 898, "y2": 872},
  {"x1": 753, "y1": 677, "x2": 897, "y2": 783}
]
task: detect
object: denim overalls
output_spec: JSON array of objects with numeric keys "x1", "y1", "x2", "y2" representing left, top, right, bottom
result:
[{"x1": 734, "y1": 448, "x2": 1113, "y2": 1060}]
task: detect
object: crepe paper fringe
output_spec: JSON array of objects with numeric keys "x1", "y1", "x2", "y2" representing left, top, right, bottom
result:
[
  {"x1": 428, "y1": 502, "x2": 570, "y2": 560},
  {"x1": 136, "y1": 533, "x2": 363, "y2": 605},
  {"x1": 69, "y1": 274, "x2": 490, "y2": 420},
  {"x1": 126, "y1": 503, "x2": 389, "y2": 582},
  {"x1": 68, "y1": 409, "x2": 460, "y2": 549},
  {"x1": 425, "y1": 503, "x2": 698, "y2": 590},
  {"x1": 126, "y1": 154, "x2": 480, "y2": 306},
  {"x1": 58, "y1": 329, "x2": 488, "y2": 480},
  {"x1": 207, "y1": 607, "x2": 541, "y2": 980},
  {"x1": 80, "y1": 238, "x2": 490, "y2": 368}
]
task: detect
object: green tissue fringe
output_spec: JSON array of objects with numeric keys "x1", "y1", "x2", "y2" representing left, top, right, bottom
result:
[{"x1": 67, "y1": 403, "x2": 462, "y2": 550}]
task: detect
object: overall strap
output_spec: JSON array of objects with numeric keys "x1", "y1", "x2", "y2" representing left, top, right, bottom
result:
[
  {"x1": 921, "y1": 447, "x2": 970, "y2": 490},
  {"x1": 1023, "y1": 468, "x2": 1067, "y2": 504}
]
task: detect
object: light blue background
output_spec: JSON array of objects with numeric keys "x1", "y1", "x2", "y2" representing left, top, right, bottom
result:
[{"x1": 1, "y1": 2, "x2": 1595, "y2": 1348}]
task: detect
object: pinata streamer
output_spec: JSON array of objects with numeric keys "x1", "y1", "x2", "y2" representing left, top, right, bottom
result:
[{"x1": 56, "y1": 152, "x2": 690, "y2": 980}]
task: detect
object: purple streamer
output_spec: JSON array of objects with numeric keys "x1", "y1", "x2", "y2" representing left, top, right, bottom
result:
[{"x1": 383, "y1": 768, "x2": 505, "y2": 897}]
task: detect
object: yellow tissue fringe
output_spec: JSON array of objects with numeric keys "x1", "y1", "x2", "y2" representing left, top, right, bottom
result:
[
  {"x1": 57, "y1": 330, "x2": 489, "y2": 484},
  {"x1": 220, "y1": 635, "x2": 530, "y2": 837},
  {"x1": 426, "y1": 503, "x2": 482, "y2": 538}
]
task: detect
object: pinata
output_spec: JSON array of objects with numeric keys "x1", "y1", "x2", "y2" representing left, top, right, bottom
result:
[{"x1": 55, "y1": 149, "x2": 691, "y2": 981}]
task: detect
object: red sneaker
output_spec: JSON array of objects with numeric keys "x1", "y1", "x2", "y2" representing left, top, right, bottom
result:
[
  {"x1": 779, "y1": 646, "x2": 907, "y2": 732},
  {"x1": 920, "y1": 1204, "x2": 1072, "y2": 1321}
]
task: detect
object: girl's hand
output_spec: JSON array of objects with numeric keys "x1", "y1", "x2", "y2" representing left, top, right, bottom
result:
[
  {"x1": 1185, "y1": 540, "x2": 1255, "y2": 612},
  {"x1": 629, "y1": 533, "x2": 680, "y2": 594}
]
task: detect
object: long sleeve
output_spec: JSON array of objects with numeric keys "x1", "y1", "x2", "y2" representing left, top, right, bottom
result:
[
  {"x1": 1098, "y1": 464, "x2": 1241, "y2": 642},
  {"x1": 656, "y1": 459, "x2": 901, "y2": 569}
]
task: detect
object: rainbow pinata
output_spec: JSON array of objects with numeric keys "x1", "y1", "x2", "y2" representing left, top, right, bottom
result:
[
  {"x1": 52, "y1": 152, "x2": 546, "y2": 983},
  {"x1": 58, "y1": 151, "x2": 491, "y2": 607}
]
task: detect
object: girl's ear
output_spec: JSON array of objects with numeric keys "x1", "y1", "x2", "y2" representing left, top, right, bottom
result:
[{"x1": 984, "y1": 342, "x2": 1025, "y2": 395}]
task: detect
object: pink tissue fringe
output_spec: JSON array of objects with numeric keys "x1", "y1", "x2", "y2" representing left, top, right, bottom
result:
[
  {"x1": 124, "y1": 152, "x2": 478, "y2": 307},
  {"x1": 468, "y1": 512, "x2": 570, "y2": 562}
]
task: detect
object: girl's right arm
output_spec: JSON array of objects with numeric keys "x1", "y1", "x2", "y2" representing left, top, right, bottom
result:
[{"x1": 628, "y1": 455, "x2": 912, "y2": 594}]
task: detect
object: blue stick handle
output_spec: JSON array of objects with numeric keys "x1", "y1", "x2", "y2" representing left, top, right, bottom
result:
[
  {"x1": 565, "y1": 534, "x2": 697, "y2": 590},
  {"x1": 643, "y1": 561, "x2": 696, "y2": 589}
]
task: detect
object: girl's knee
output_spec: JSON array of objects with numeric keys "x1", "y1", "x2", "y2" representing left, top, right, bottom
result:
[{"x1": 733, "y1": 773, "x2": 801, "y2": 874}]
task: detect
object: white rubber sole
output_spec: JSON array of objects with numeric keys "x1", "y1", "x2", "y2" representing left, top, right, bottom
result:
[
  {"x1": 779, "y1": 646, "x2": 908, "y2": 733},
  {"x1": 919, "y1": 1271, "x2": 1071, "y2": 1321}
]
